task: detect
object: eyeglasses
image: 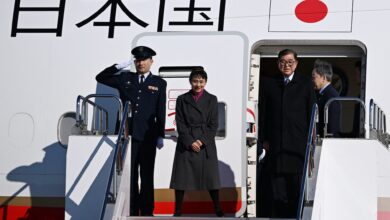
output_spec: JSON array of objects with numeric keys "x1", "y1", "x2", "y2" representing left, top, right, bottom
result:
[{"x1": 278, "y1": 60, "x2": 296, "y2": 66}]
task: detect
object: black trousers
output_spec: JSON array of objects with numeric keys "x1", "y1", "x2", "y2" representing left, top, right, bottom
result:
[
  {"x1": 257, "y1": 156, "x2": 273, "y2": 217},
  {"x1": 130, "y1": 138, "x2": 157, "y2": 216},
  {"x1": 270, "y1": 173, "x2": 302, "y2": 218},
  {"x1": 174, "y1": 189, "x2": 222, "y2": 213}
]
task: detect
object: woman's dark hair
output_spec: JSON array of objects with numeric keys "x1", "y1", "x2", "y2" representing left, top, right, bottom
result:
[{"x1": 189, "y1": 67, "x2": 208, "y2": 82}]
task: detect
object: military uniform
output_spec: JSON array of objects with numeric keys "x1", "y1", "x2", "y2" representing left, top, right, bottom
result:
[{"x1": 96, "y1": 46, "x2": 166, "y2": 216}]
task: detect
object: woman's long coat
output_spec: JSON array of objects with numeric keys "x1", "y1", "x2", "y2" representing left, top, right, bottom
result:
[{"x1": 170, "y1": 90, "x2": 221, "y2": 190}]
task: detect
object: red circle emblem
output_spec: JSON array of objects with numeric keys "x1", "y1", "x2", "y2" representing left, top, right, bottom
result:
[{"x1": 295, "y1": 0, "x2": 328, "y2": 23}]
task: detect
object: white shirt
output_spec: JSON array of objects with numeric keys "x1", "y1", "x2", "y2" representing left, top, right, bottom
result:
[
  {"x1": 319, "y1": 82, "x2": 331, "y2": 94},
  {"x1": 284, "y1": 72, "x2": 294, "y2": 84},
  {"x1": 139, "y1": 72, "x2": 150, "y2": 83}
]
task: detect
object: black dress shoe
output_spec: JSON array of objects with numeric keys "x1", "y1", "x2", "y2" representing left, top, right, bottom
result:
[
  {"x1": 140, "y1": 212, "x2": 153, "y2": 216},
  {"x1": 130, "y1": 211, "x2": 139, "y2": 216},
  {"x1": 216, "y1": 210, "x2": 225, "y2": 217},
  {"x1": 173, "y1": 211, "x2": 182, "y2": 217}
]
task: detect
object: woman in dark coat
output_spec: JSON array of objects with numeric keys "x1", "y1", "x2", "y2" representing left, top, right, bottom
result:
[{"x1": 170, "y1": 68, "x2": 224, "y2": 217}]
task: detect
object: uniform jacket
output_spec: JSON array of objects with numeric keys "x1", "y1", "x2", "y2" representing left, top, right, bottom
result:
[
  {"x1": 260, "y1": 73, "x2": 316, "y2": 174},
  {"x1": 170, "y1": 90, "x2": 221, "y2": 190},
  {"x1": 96, "y1": 65, "x2": 167, "y2": 141},
  {"x1": 317, "y1": 84, "x2": 340, "y2": 137}
]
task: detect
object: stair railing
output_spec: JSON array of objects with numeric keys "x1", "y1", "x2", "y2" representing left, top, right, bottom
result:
[
  {"x1": 76, "y1": 95, "x2": 108, "y2": 134},
  {"x1": 369, "y1": 99, "x2": 390, "y2": 148},
  {"x1": 99, "y1": 101, "x2": 131, "y2": 220},
  {"x1": 324, "y1": 97, "x2": 365, "y2": 138},
  {"x1": 297, "y1": 104, "x2": 318, "y2": 220},
  {"x1": 76, "y1": 94, "x2": 123, "y2": 135}
]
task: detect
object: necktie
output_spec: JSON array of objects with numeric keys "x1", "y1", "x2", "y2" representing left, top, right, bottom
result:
[
  {"x1": 140, "y1": 75, "x2": 145, "y2": 84},
  {"x1": 284, "y1": 78, "x2": 290, "y2": 85}
]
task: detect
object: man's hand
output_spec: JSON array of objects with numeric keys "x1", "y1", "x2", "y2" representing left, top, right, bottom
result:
[
  {"x1": 115, "y1": 59, "x2": 132, "y2": 70},
  {"x1": 258, "y1": 141, "x2": 269, "y2": 162},
  {"x1": 258, "y1": 148, "x2": 266, "y2": 162},
  {"x1": 156, "y1": 137, "x2": 164, "y2": 149},
  {"x1": 191, "y1": 141, "x2": 201, "y2": 153}
]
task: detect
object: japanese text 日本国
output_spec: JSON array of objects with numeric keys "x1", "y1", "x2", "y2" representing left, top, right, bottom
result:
[{"x1": 10, "y1": 0, "x2": 226, "y2": 38}]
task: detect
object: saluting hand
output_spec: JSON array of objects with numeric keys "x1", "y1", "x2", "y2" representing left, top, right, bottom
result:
[{"x1": 115, "y1": 59, "x2": 132, "y2": 70}]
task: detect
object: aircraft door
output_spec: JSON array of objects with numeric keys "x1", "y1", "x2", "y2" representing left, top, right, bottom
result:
[{"x1": 133, "y1": 32, "x2": 249, "y2": 217}]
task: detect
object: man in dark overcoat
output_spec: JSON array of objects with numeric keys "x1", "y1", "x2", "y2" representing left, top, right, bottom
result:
[
  {"x1": 96, "y1": 46, "x2": 167, "y2": 216},
  {"x1": 259, "y1": 49, "x2": 316, "y2": 218},
  {"x1": 312, "y1": 59, "x2": 340, "y2": 137}
]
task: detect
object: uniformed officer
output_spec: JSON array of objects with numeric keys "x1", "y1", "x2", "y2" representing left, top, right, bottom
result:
[{"x1": 96, "y1": 46, "x2": 167, "y2": 216}]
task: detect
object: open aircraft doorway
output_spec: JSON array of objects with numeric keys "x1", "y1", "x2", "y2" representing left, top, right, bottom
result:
[
  {"x1": 253, "y1": 41, "x2": 367, "y2": 218},
  {"x1": 254, "y1": 41, "x2": 367, "y2": 139}
]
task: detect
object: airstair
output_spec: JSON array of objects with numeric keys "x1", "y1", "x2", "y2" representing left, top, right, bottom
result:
[
  {"x1": 61, "y1": 94, "x2": 390, "y2": 220},
  {"x1": 295, "y1": 98, "x2": 390, "y2": 220},
  {"x1": 61, "y1": 94, "x2": 131, "y2": 220},
  {"x1": 62, "y1": 94, "x2": 241, "y2": 220}
]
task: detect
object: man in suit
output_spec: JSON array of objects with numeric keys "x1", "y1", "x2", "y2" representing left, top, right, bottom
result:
[
  {"x1": 312, "y1": 59, "x2": 340, "y2": 137},
  {"x1": 96, "y1": 46, "x2": 167, "y2": 216},
  {"x1": 259, "y1": 49, "x2": 316, "y2": 218}
]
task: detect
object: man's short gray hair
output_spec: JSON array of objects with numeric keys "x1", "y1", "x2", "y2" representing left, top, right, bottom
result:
[{"x1": 313, "y1": 59, "x2": 333, "y2": 82}]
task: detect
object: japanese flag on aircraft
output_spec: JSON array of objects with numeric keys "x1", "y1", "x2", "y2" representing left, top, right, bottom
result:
[{"x1": 269, "y1": 0, "x2": 353, "y2": 32}]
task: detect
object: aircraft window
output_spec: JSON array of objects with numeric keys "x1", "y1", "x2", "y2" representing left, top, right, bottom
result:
[
  {"x1": 165, "y1": 102, "x2": 226, "y2": 139},
  {"x1": 159, "y1": 66, "x2": 203, "y2": 78},
  {"x1": 216, "y1": 102, "x2": 227, "y2": 138},
  {"x1": 160, "y1": 66, "x2": 226, "y2": 139},
  {"x1": 8, "y1": 112, "x2": 35, "y2": 148}
]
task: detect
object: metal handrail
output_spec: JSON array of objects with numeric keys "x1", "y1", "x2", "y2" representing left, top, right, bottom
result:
[
  {"x1": 324, "y1": 97, "x2": 365, "y2": 138},
  {"x1": 369, "y1": 99, "x2": 389, "y2": 147},
  {"x1": 76, "y1": 95, "x2": 109, "y2": 134},
  {"x1": 369, "y1": 99, "x2": 375, "y2": 131},
  {"x1": 100, "y1": 101, "x2": 131, "y2": 220},
  {"x1": 84, "y1": 94, "x2": 123, "y2": 134},
  {"x1": 369, "y1": 99, "x2": 386, "y2": 133},
  {"x1": 297, "y1": 104, "x2": 318, "y2": 220},
  {"x1": 76, "y1": 94, "x2": 123, "y2": 135}
]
